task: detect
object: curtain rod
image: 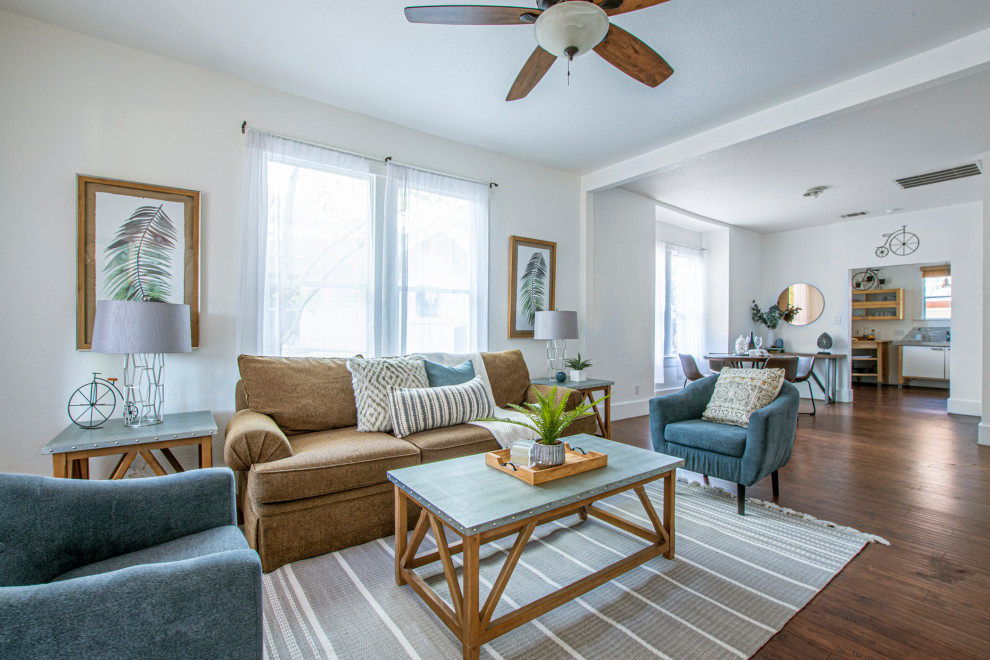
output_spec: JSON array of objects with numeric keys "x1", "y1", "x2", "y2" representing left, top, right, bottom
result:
[
  {"x1": 660, "y1": 240, "x2": 707, "y2": 251},
  {"x1": 241, "y1": 121, "x2": 497, "y2": 189}
]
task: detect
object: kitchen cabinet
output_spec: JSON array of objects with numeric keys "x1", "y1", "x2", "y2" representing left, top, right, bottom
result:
[{"x1": 898, "y1": 345, "x2": 950, "y2": 385}]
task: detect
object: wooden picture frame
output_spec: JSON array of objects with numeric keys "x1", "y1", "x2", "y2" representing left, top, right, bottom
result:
[
  {"x1": 508, "y1": 235, "x2": 556, "y2": 338},
  {"x1": 77, "y1": 175, "x2": 200, "y2": 350}
]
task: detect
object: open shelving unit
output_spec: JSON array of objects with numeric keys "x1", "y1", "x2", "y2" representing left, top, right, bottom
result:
[
  {"x1": 851, "y1": 339, "x2": 890, "y2": 384},
  {"x1": 851, "y1": 288, "x2": 903, "y2": 321}
]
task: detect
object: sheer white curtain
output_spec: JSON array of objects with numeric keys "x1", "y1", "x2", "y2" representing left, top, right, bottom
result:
[
  {"x1": 237, "y1": 129, "x2": 373, "y2": 356},
  {"x1": 382, "y1": 162, "x2": 489, "y2": 356},
  {"x1": 655, "y1": 241, "x2": 706, "y2": 384}
]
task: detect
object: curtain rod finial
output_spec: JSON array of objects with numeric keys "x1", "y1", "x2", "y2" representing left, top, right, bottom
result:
[{"x1": 241, "y1": 121, "x2": 247, "y2": 134}]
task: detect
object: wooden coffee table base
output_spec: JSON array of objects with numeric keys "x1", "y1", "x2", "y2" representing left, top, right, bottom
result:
[{"x1": 394, "y1": 470, "x2": 676, "y2": 660}]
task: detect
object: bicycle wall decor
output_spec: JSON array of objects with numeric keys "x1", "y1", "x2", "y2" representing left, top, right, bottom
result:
[{"x1": 875, "y1": 225, "x2": 919, "y2": 258}]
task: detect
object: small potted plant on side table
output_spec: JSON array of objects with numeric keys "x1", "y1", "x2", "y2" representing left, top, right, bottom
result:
[
  {"x1": 481, "y1": 386, "x2": 610, "y2": 467},
  {"x1": 565, "y1": 353, "x2": 592, "y2": 382}
]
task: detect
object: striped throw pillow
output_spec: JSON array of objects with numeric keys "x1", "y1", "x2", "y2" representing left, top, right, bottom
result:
[{"x1": 388, "y1": 376, "x2": 494, "y2": 439}]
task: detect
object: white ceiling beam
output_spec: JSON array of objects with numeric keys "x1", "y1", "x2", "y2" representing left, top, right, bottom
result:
[{"x1": 581, "y1": 27, "x2": 990, "y2": 194}]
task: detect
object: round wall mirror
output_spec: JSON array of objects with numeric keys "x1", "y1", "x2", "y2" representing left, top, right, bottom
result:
[{"x1": 778, "y1": 283, "x2": 825, "y2": 326}]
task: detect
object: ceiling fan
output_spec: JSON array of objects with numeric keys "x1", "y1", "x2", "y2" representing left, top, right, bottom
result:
[{"x1": 404, "y1": 0, "x2": 675, "y2": 101}]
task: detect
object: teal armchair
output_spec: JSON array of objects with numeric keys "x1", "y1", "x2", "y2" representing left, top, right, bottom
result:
[
  {"x1": 0, "y1": 468, "x2": 262, "y2": 660},
  {"x1": 650, "y1": 375, "x2": 799, "y2": 514}
]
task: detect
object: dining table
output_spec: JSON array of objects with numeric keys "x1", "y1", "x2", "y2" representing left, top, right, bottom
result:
[{"x1": 702, "y1": 352, "x2": 845, "y2": 405}]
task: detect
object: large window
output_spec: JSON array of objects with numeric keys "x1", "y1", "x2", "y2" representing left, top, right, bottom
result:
[
  {"x1": 921, "y1": 265, "x2": 951, "y2": 320},
  {"x1": 239, "y1": 130, "x2": 489, "y2": 357},
  {"x1": 655, "y1": 242, "x2": 706, "y2": 386}
]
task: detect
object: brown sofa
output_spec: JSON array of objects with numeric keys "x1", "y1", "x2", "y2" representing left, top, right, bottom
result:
[{"x1": 224, "y1": 349, "x2": 596, "y2": 572}]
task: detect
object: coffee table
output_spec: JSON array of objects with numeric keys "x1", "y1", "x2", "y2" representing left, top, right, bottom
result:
[{"x1": 388, "y1": 434, "x2": 683, "y2": 660}]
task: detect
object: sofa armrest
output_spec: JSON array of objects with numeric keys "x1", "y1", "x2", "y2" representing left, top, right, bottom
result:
[
  {"x1": 224, "y1": 409, "x2": 293, "y2": 471},
  {"x1": 739, "y1": 382, "x2": 800, "y2": 485},
  {"x1": 0, "y1": 549, "x2": 262, "y2": 660},
  {"x1": 649, "y1": 376, "x2": 718, "y2": 452},
  {"x1": 524, "y1": 384, "x2": 585, "y2": 411}
]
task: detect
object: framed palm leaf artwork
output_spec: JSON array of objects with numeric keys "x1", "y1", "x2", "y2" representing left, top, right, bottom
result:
[
  {"x1": 76, "y1": 175, "x2": 200, "y2": 349},
  {"x1": 508, "y1": 235, "x2": 556, "y2": 338}
]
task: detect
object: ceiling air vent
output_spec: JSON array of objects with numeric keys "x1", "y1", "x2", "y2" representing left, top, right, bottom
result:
[
  {"x1": 840, "y1": 211, "x2": 870, "y2": 218},
  {"x1": 894, "y1": 162, "x2": 982, "y2": 189}
]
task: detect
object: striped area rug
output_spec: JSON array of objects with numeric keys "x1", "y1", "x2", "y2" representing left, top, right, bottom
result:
[{"x1": 263, "y1": 480, "x2": 886, "y2": 659}]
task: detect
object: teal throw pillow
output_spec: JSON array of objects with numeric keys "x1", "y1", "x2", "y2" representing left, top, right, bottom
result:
[{"x1": 424, "y1": 359, "x2": 476, "y2": 387}]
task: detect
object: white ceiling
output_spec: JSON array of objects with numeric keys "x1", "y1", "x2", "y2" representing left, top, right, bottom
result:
[
  {"x1": 4, "y1": 0, "x2": 990, "y2": 177},
  {"x1": 623, "y1": 68, "x2": 990, "y2": 233}
]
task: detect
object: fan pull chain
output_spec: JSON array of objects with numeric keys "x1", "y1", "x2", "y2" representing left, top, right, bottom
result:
[{"x1": 567, "y1": 57, "x2": 571, "y2": 85}]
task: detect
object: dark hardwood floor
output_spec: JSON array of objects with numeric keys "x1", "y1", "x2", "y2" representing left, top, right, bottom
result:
[{"x1": 610, "y1": 384, "x2": 990, "y2": 659}]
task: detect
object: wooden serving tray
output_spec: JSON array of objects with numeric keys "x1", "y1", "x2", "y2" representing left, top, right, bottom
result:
[{"x1": 485, "y1": 443, "x2": 608, "y2": 485}]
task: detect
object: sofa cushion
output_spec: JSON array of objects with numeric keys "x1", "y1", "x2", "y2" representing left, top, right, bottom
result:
[
  {"x1": 401, "y1": 423, "x2": 501, "y2": 463},
  {"x1": 388, "y1": 377, "x2": 494, "y2": 439},
  {"x1": 664, "y1": 419, "x2": 748, "y2": 458},
  {"x1": 702, "y1": 368, "x2": 785, "y2": 428},
  {"x1": 248, "y1": 427, "x2": 421, "y2": 503},
  {"x1": 347, "y1": 356, "x2": 429, "y2": 433},
  {"x1": 481, "y1": 349, "x2": 532, "y2": 408},
  {"x1": 237, "y1": 355, "x2": 357, "y2": 433},
  {"x1": 424, "y1": 359, "x2": 476, "y2": 387},
  {"x1": 50, "y1": 527, "x2": 247, "y2": 582}
]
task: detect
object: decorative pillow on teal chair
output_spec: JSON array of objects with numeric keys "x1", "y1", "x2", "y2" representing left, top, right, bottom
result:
[
  {"x1": 424, "y1": 359, "x2": 476, "y2": 387},
  {"x1": 388, "y1": 376, "x2": 493, "y2": 438},
  {"x1": 702, "y1": 368, "x2": 785, "y2": 428}
]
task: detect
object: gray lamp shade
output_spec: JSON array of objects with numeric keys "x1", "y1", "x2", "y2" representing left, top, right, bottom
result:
[
  {"x1": 91, "y1": 301, "x2": 192, "y2": 354},
  {"x1": 534, "y1": 310, "x2": 579, "y2": 340}
]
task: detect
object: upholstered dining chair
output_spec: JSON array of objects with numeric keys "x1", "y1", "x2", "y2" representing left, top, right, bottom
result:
[
  {"x1": 678, "y1": 353, "x2": 707, "y2": 387},
  {"x1": 708, "y1": 358, "x2": 725, "y2": 375},
  {"x1": 793, "y1": 356, "x2": 819, "y2": 415},
  {"x1": 762, "y1": 356, "x2": 799, "y2": 382}
]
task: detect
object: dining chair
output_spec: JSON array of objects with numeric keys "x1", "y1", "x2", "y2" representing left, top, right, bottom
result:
[
  {"x1": 678, "y1": 353, "x2": 706, "y2": 387},
  {"x1": 793, "y1": 356, "x2": 818, "y2": 415},
  {"x1": 708, "y1": 358, "x2": 725, "y2": 375},
  {"x1": 762, "y1": 355, "x2": 799, "y2": 382}
]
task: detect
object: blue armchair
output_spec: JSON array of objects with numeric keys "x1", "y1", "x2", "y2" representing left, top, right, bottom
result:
[
  {"x1": 650, "y1": 375, "x2": 799, "y2": 514},
  {"x1": 0, "y1": 468, "x2": 262, "y2": 660}
]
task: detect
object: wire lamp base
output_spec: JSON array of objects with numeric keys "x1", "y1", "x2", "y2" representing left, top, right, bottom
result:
[
  {"x1": 123, "y1": 353, "x2": 165, "y2": 426},
  {"x1": 545, "y1": 339, "x2": 567, "y2": 380}
]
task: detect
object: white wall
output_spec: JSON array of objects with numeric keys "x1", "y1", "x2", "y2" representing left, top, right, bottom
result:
[
  {"x1": 0, "y1": 12, "x2": 582, "y2": 477},
  {"x1": 703, "y1": 228, "x2": 731, "y2": 354},
  {"x1": 761, "y1": 203, "x2": 982, "y2": 413},
  {"x1": 587, "y1": 188, "x2": 656, "y2": 420},
  {"x1": 981, "y1": 152, "x2": 990, "y2": 444}
]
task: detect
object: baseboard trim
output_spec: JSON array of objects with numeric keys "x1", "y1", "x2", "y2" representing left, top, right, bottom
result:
[
  {"x1": 947, "y1": 398, "x2": 981, "y2": 417},
  {"x1": 611, "y1": 399, "x2": 652, "y2": 421},
  {"x1": 979, "y1": 422, "x2": 990, "y2": 446}
]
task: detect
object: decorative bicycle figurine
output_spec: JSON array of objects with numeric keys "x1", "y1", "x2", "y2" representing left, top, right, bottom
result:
[
  {"x1": 851, "y1": 267, "x2": 882, "y2": 291},
  {"x1": 875, "y1": 225, "x2": 919, "y2": 258},
  {"x1": 67, "y1": 372, "x2": 138, "y2": 428}
]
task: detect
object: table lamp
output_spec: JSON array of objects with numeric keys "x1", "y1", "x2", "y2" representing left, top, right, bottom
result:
[
  {"x1": 90, "y1": 300, "x2": 192, "y2": 427},
  {"x1": 534, "y1": 310, "x2": 579, "y2": 380}
]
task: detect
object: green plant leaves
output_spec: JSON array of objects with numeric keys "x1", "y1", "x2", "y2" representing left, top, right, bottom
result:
[
  {"x1": 103, "y1": 204, "x2": 178, "y2": 301},
  {"x1": 520, "y1": 251, "x2": 547, "y2": 327},
  {"x1": 480, "y1": 385, "x2": 612, "y2": 445},
  {"x1": 565, "y1": 352, "x2": 592, "y2": 370}
]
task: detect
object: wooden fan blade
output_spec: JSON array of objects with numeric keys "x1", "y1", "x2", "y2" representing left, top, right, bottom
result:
[
  {"x1": 404, "y1": 5, "x2": 541, "y2": 25},
  {"x1": 507, "y1": 46, "x2": 557, "y2": 101},
  {"x1": 595, "y1": 0, "x2": 672, "y2": 16},
  {"x1": 594, "y1": 23, "x2": 673, "y2": 87}
]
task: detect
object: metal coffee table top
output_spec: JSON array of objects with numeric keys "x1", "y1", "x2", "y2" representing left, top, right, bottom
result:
[{"x1": 388, "y1": 434, "x2": 682, "y2": 536}]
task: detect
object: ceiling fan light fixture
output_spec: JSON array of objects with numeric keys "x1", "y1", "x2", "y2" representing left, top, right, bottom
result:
[{"x1": 534, "y1": 1, "x2": 609, "y2": 60}]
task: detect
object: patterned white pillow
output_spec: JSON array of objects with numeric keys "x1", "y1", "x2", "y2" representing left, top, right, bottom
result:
[
  {"x1": 702, "y1": 368, "x2": 785, "y2": 428},
  {"x1": 388, "y1": 377, "x2": 494, "y2": 439},
  {"x1": 346, "y1": 356, "x2": 429, "y2": 432}
]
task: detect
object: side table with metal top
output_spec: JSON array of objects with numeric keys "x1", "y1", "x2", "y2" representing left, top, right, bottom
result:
[
  {"x1": 44, "y1": 410, "x2": 218, "y2": 479},
  {"x1": 531, "y1": 377, "x2": 614, "y2": 439}
]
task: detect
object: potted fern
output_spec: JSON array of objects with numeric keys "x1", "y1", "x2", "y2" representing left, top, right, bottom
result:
[
  {"x1": 565, "y1": 353, "x2": 592, "y2": 382},
  {"x1": 481, "y1": 386, "x2": 610, "y2": 467}
]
